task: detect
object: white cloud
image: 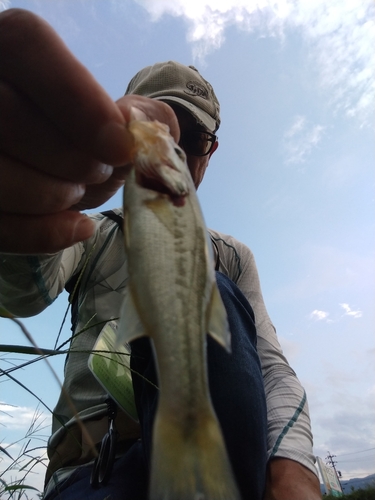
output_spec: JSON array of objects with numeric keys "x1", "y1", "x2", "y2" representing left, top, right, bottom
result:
[
  {"x1": 0, "y1": 404, "x2": 49, "y2": 495},
  {"x1": 284, "y1": 115, "x2": 306, "y2": 138},
  {"x1": 283, "y1": 115, "x2": 325, "y2": 164},
  {"x1": 315, "y1": 408, "x2": 375, "y2": 456},
  {"x1": 0, "y1": 1, "x2": 10, "y2": 12},
  {"x1": 340, "y1": 303, "x2": 363, "y2": 319},
  {"x1": 0, "y1": 441, "x2": 48, "y2": 497},
  {"x1": 308, "y1": 360, "x2": 375, "y2": 480},
  {"x1": 308, "y1": 304, "x2": 364, "y2": 324},
  {"x1": 310, "y1": 309, "x2": 329, "y2": 321},
  {"x1": 136, "y1": 0, "x2": 374, "y2": 124},
  {"x1": 0, "y1": 403, "x2": 48, "y2": 431}
]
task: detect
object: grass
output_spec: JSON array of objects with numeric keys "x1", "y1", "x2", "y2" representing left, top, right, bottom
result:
[
  {"x1": 0, "y1": 405, "x2": 47, "y2": 499},
  {"x1": 324, "y1": 486, "x2": 375, "y2": 499},
  {"x1": 0, "y1": 312, "x2": 132, "y2": 499}
]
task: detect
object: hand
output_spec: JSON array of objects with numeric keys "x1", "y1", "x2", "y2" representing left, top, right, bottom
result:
[
  {"x1": 0, "y1": 9, "x2": 179, "y2": 254},
  {"x1": 263, "y1": 458, "x2": 322, "y2": 500}
]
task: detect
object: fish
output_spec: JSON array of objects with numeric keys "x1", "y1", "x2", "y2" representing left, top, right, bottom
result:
[{"x1": 118, "y1": 116, "x2": 241, "y2": 500}]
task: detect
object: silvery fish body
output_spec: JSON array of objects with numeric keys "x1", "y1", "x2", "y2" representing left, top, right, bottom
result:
[{"x1": 119, "y1": 119, "x2": 240, "y2": 500}]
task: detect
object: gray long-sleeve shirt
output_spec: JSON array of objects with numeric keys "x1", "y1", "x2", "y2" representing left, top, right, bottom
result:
[{"x1": 0, "y1": 208, "x2": 317, "y2": 477}]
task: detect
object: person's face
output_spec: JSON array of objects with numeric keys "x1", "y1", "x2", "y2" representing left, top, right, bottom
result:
[{"x1": 169, "y1": 104, "x2": 218, "y2": 189}]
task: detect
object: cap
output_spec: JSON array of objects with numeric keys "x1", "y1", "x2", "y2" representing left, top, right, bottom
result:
[{"x1": 125, "y1": 61, "x2": 220, "y2": 132}]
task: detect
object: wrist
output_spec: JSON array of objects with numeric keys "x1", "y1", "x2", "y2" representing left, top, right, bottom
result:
[{"x1": 264, "y1": 457, "x2": 321, "y2": 500}]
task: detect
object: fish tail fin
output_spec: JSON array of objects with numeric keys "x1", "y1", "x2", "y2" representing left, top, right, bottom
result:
[{"x1": 149, "y1": 407, "x2": 241, "y2": 500}]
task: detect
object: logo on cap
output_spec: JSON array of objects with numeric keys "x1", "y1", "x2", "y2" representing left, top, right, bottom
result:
[{"x1": 184, "y1": 81, "x2": 208, "y2": 100}]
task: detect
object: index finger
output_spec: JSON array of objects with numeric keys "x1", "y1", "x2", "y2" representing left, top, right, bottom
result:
[{"x1": 0, "y1": 9, "x2": 131, "y2": 166}]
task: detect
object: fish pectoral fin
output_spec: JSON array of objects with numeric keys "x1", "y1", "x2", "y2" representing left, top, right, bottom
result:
[
  {"x1": 207, "y1": 283, "x2": 232, "y2": 352},
  {"x1": 116, "y1": 290, "x2": 147, "y2": 347}
]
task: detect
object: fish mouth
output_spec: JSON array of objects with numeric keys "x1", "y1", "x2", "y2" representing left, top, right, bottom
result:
[{"x1": 137, "y1": 173, "x2": 187, "y2": 207}]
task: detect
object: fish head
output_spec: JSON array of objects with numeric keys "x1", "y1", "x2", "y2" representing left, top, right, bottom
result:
[{"x1": 128, "y1": 119, "x2": 191, "y2": 202}]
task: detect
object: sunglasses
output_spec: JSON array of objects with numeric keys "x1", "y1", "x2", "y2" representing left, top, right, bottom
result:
[{"x1": 179, "y1": 130, "x2": 217, "y2": 157}]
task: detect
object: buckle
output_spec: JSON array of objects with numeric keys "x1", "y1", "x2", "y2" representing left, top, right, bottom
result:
[{"x1": 90, "y1": 399, "x2": 118, "y2": 488}]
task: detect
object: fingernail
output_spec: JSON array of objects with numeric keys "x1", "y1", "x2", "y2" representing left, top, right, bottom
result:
[
  {"x1": 129, "y1": 106, "x2": 148, "y2": 121},
  {"x1": 97, "y1": 163, "x2": 113, "y2": 177}
]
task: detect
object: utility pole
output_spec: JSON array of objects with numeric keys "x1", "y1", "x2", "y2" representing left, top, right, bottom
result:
[{"x1": 326, "y1": 451, "x2": 344, "y2": 494}]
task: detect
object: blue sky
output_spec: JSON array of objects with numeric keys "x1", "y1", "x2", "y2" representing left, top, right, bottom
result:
[{"x1": 1, "y1": 0, "x2": 374, "y2": 494}]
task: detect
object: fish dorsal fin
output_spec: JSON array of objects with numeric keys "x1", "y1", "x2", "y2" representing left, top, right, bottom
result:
[
  {"x1": 207, "y1": 283, "x2": 231, "y2": 353},
  {"x1": 116, "y1": 289, "x2": 148, "y2": 348}
]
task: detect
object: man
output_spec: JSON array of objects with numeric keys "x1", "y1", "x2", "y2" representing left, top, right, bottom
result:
[{"x1": 0, "y1": 9, "x2": 321, "y2": 500}]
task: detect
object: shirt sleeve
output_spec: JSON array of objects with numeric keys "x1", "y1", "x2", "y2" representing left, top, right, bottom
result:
[
  {"x1": 0, "y1": 244, "x2": 84, "y2": 318},
  {"x1": 0, "y1": 209, "x2": 121, "y2": 318},
  {"x1": 209, "y1": 230, "x2": 318, "y2": 476}
]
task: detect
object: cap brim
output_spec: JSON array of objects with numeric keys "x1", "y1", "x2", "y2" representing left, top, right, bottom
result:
[{"x1": 155, "y1": 96, "x2": 217, "y2": 132}]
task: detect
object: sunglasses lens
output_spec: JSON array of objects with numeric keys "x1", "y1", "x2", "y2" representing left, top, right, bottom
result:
[{"x1": 181, "y1": 132, "x2": 215, "y2": 156}]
